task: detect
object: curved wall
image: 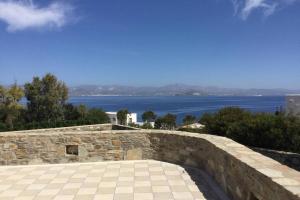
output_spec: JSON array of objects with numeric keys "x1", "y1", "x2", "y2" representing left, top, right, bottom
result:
[{"x1": 0, "y1": 126, "x2": 299, "y2": 200}]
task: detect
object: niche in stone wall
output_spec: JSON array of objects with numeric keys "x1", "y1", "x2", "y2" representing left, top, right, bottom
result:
[{"x1": 66, "y1": 145, "x2": 79, "y2": 156}]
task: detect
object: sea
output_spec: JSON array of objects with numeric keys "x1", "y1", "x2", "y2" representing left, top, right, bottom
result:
[{"x1": 68, "y1": 96, "x2": 285, "y2": 124}]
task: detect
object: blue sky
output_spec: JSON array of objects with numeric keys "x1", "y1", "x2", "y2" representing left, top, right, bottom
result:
[{"x1": 0, "y1": 0, "x2": 299, "y2": 89}]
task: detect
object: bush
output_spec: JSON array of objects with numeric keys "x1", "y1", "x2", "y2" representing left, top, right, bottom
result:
[
  {"x1": 155, "y1": 113, "x2": 177, "y2": 130},
  {"x1": 86, "y1": 108, "x2": 110, "y2": 124},
  {"x1": 199, "y1": 107, "x2": 300, "y2": 153}
]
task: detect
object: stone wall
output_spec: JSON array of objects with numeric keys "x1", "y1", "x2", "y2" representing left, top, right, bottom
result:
[
  {"x1": 252, "y1": 147, "x2": 300, "y2": 171},
  {"x1": 0, "y1": 128, "x2": 299, "y2": 200}
]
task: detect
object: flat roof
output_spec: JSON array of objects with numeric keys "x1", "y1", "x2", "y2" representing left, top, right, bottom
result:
[{"x1": 106, "y1": 112, "x2": 117, "y2": 114}]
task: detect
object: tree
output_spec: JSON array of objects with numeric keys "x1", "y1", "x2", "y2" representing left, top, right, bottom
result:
[
  {"x1": 200, "y1": 107, "x2": 251, "y2": 136},
  {"x1": 64, "y1": 104, "x2": 80, "y2": 121},
  {"x1": 117, "y1": 109, "x2": 129, "y2": 125},
  {"x1": 155, "y1": 113, "x2": 177, "y2": 130},
  {"x1": 0, "y1": 83, "x2": 24, "y2": 129},
  {"x1": 77, "y1": 104, "x2": 88, "y2": 120},
  {"x1": 182, "y1": 115, "x2": 196, "y2": 125},
  {"x1": 142, "y1": 111, "x2": 157, "y2": 122},
  {"x1": 86, "y1": 108, "x2": 110, "y2": 124},
  {"x1": 24, "y1": 73, "x2": 68, "y2": 122}
]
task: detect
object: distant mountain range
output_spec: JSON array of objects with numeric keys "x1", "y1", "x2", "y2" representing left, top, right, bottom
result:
[{"x1": 69, "y1": 84, "x2": 300, "y2": 96}]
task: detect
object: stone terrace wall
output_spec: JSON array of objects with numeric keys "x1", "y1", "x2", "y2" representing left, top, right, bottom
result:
[
  {"x1": 252, "y1": 147, "x2": 300, "y2": 171},
  {"x1": 147, "y1": 131, "x2": 300, "y2": 200},
  {"x1": 0, "y1": 129, "x2": 299, "y2": 200}
]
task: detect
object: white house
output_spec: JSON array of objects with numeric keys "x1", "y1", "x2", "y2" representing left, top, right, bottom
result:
[
  {"x1": 106, "y1": 112, "x2": 137, "y2": 125},
  {"x1": 126, "y1": 113, "x2": 137, "y2": 125},
  {"x1": 106, "y1": 112, "x2": 119, "y2": 125}
]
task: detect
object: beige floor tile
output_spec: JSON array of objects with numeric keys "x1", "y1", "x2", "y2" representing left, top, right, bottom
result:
[
  {"x1": 150, "y1": 175, "x2": 167, "y2": 181},
  {"x1": 134, "y1": 181, "x2": 151, "y2": 187},
  {"x1": 53, "y1": 195, "x2": 75, "y2": 200},
  {"x1": 118, "y1": 181, "x2": 134, "y2": 186},
  {"x1": 113, "y1": 194, "x2": 133, "y2": 200},
  {"x1": 60, "y1": 188, "x2": 79, "y2": 195},
  {"x1": 134, "y1": 176, "x2": 150, "y2": 181},
  {"x1": 119, "y1": 177, "x2": 134, "y2": 181},
  {"x1": 153, "y1": 192, "x2": 173, "y2": 199},
  {"x1": 16, "y1": 179, "x2": 35, "y2": 185},
  {"x1": 97, "y1": 187, "x2": 115, "y2": 194},
  {"x1": 19, "y1": 189, "x2": 41, "y2": 196},
  {"x1": 101, "y1": 177, "x2": 118, "y2": 181},
  {"x1": 115, "y1": 186, "x2": 134, "y2": 194},
  {"x1": 171, "y1": 185, "x2": 189, "y2": 192},
  {"x1": 151, "y1": 180, "x2": 169, "y2": 186},
  {"x1": 51, "y1": 178, "x2": 69, "y2": 184},
  {"x1": 45, "y1": 183, "x2": 65, "y2": 189},
  {"x1": 85, "y1": 177, "x2": 102, "y2": 183},
  {"x1": 63, "y1": 183, "x2": 82, "y2": 189},
  {"x1": 168, "y1": 180, "x2": 186, "y2": 186},
  {"x1": 77, "y1": 188, "x2": 97, "y2": 195},
  {"x1": 38, "y1": 188, "x2": 60, "y2": 196},
  {"x1": 0, "y1": 189, "x2": 23, "y2": 197},
  {"x1": 93, "y1": 194, "x2": 114, "y2": 200},
  {"x1": 27, "y1": 184, "x2": 47, "y2": 190},
  {"x1": 74, "y1": 194, "x2": 94, "y2": 200},
  {"x1": 152, "y1": 186, "x2": 171, "y2": 193},
  {"x1": 82, "y1": 182, "x2": 99, "y2": 188},
  {"x1": 172, "y1": 192, "x2": 194, "y2": 199},
  {"x1": 134, "y1": 193, "x2": 154, "y2": 200},
  {"x1": 0, "y1": 184, "x2": 11, "y2": 191},
  {"x1": 15, "y1": 196, "x2": 35, "y2": 200},
  {"x1": 99, "y1": 181, "x2": 117, "y2": 188},
  {"x1": 134, "y1": 186, "x2": 152, "y2": 193}
]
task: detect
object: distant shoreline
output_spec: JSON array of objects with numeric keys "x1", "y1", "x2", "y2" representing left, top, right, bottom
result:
[{"x1": 68, "y1": 95, "x2": 287, "y2": 97}]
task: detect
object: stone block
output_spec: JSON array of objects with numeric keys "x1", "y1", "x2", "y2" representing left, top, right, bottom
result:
[{"x1": 126, "y1": 148, "x2": 142, "y2": 160}]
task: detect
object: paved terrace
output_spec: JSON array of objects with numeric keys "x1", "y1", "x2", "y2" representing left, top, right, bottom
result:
[{"x1": 0, "y1": 160, "x2": 229, "y2": 200}]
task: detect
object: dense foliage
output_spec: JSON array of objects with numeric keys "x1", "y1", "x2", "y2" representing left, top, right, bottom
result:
[
  {"x1": 117, "y1": 109, "x2": 129, "y2": 125},
  {"x1": 155, "y1": 113, "x2": 177, "y2": 130},
  {"x1": 24, "y1": 74, "x2": 68, "y2": 122},
  {"x1": 182, "y1": 115, "x2": 197, "y2": 125},
  {"x1": 142, "y1": 111, "x2": 157, "y2": 122},
  {"x1": 200, "y1": 107, "x2": 300, "y2": 153},
  {"x1": 0, "y1": 74, "x2": 109, "y2": 132},
  {"x1": 0, "y1": 83, "x2": 24, "y2": 129}
]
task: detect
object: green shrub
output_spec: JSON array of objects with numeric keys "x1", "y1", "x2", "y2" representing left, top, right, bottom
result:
[{"x1": 199, "y1": 107, "x2": 300, "y2": 153}]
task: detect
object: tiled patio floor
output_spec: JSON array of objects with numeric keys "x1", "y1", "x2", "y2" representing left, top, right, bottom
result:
[{"x1": 0, "y1": 160, "x2": 230, "y2": 200}]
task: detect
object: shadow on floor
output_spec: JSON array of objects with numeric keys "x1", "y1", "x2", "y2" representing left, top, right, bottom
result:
[{"x1": 181, "y1": 165, "x2": 231, "y2": 200}]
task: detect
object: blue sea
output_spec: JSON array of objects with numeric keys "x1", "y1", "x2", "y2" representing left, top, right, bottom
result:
[{"x1": 68, "y1": 96, "x2": 285, "y2": 123}]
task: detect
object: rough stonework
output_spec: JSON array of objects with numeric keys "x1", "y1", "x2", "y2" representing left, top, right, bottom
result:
[{"x1": 0, "y1": 125, "x2": 299, "y2": 200}]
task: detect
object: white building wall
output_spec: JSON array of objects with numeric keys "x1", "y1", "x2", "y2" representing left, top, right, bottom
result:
[
  {"x1": 126, "y1": 113, "x2": 137, "y2": 125},
  {"x1": 106, "y1": 112, "x2": 137, "y2": 125},
  {"x1": 286, "y1": 95, "x2": 300, "y2": 117},
  {"x1": 106, "y1": 112, "x2": 118, "y2": 125}
]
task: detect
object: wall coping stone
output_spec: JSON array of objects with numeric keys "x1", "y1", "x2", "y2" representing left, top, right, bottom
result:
[{"x1": 0, "y1": 124, "x2": 112, "y2": 134}]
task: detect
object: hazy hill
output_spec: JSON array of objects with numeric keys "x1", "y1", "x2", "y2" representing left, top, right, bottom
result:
[{"x1": 68, "y1": 84, "x2": 300, "y2": 96}]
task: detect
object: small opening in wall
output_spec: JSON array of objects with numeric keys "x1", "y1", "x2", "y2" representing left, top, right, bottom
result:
[{"x1": 66, "y1": 145, "x2": 79, "y2": 156}]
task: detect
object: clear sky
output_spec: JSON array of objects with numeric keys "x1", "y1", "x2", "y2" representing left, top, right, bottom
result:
[{"x1": 0, "y1": 0, "x2": 299, "y2": 89}]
